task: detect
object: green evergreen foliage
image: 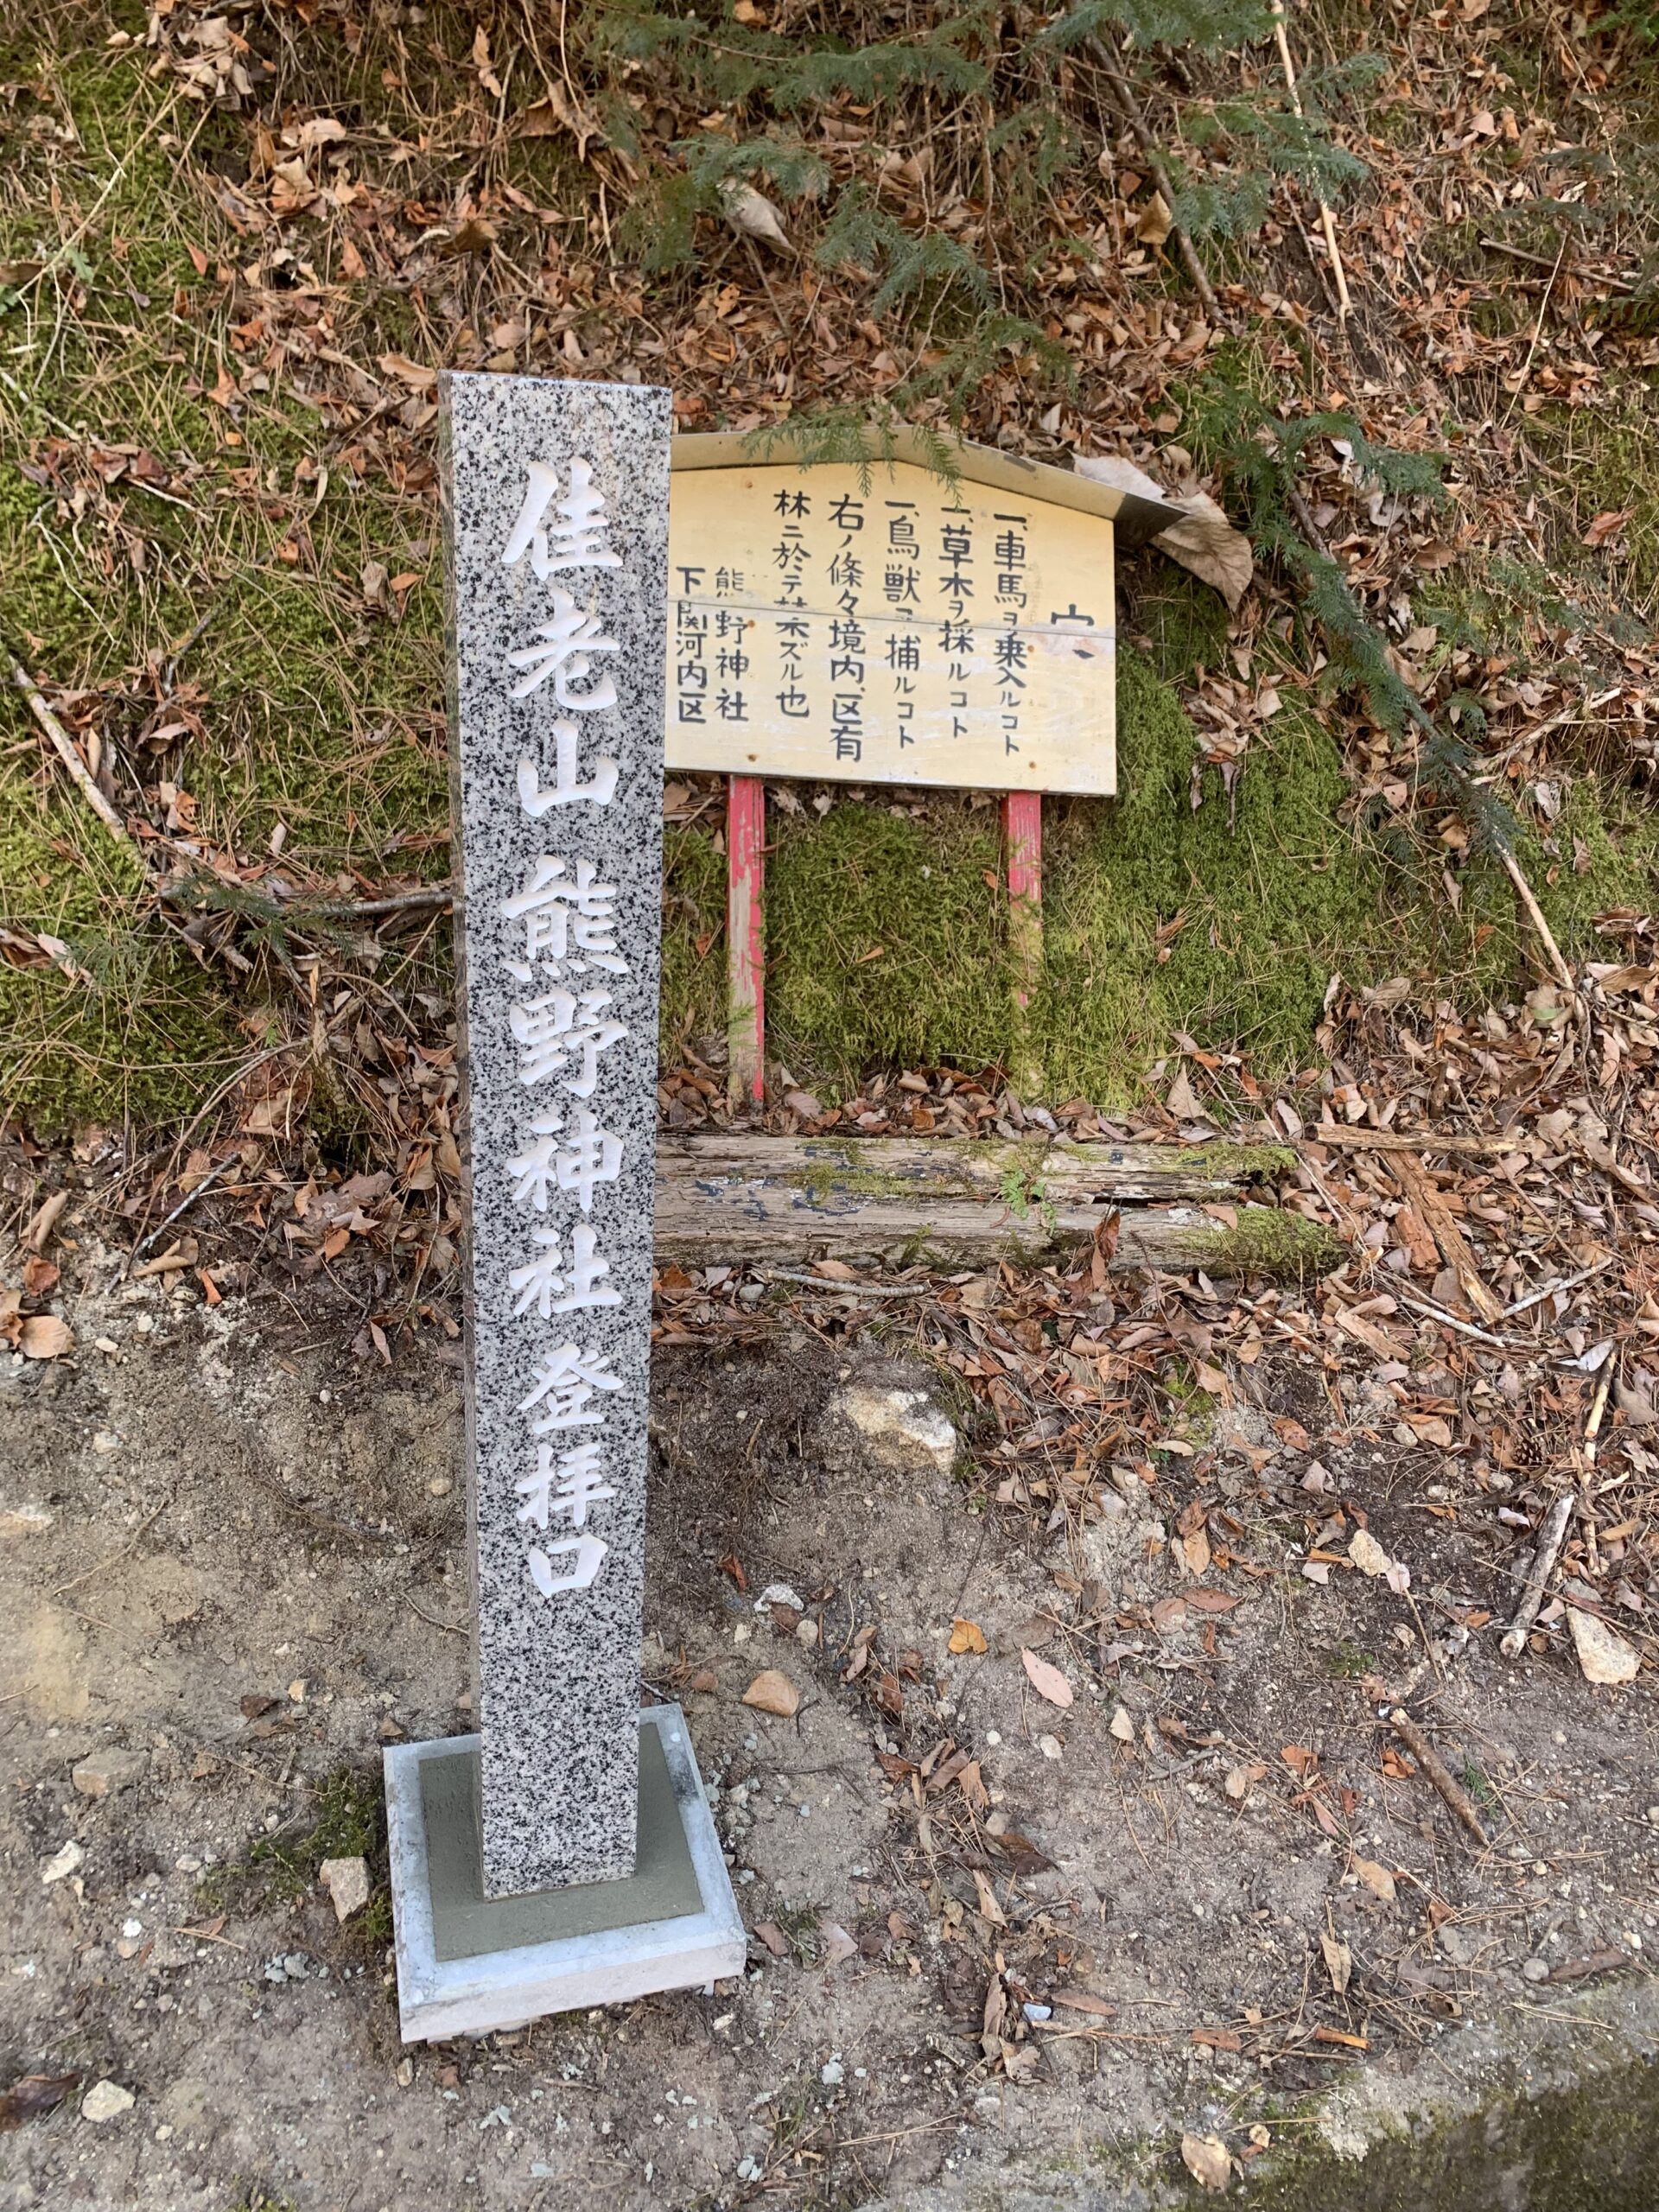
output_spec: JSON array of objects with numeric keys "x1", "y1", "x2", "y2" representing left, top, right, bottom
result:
[
  {"x1": 1173, "y1": 376, "x2": 1517, "y2": 859},
  {"x1": 566, "y1": 0, "x2": 1377, "y2": 426},
  {"x1": 815, "y1": 187, "x2": 991, "y2": 320},
  {"x1": 1033, "y1": 0, "x2": 1273, "y2": 60}
]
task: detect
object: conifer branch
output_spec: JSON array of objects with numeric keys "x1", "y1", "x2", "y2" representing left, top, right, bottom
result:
[{"x1": 1081, "y1": 33, "x2": 1220, "y2": 316}]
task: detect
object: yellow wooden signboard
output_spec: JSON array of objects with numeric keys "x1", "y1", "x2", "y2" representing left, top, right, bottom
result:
[{"x1": 664, "y1": 431, "x2": 1175, "y2": 798}]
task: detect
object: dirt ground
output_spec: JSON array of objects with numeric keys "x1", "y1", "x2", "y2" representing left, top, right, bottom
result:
[{"x1": 3, "y1": 1247, "x2": 1659, "y2": 2212}]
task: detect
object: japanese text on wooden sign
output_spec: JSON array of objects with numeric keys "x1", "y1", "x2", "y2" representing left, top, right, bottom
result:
[{"x1": 664, "y1": 459, "x2": 1116, "y2": 796}]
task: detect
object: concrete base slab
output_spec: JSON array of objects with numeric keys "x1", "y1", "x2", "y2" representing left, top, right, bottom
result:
[{"x1": 385, "y1": 1703, "x2": 745, "y2": 2043}]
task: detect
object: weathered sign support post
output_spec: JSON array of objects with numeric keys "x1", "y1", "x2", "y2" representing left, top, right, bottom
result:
[
  {"x1": 725, "y1": 772, "x2": 767, "y2": 1109},
  {"x1": 384, "y1": 374, "x2": 742, "y2": 2042}
]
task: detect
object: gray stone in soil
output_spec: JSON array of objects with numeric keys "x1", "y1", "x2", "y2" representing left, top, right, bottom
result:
[
  {"x1": 71, "y1": 1747, "x2": 149, "y2": 1798},
  {"x1": 442, "y1": 372, "x2": 671, "y2": 1897}
]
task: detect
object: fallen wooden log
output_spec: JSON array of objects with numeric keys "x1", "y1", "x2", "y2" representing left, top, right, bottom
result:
[
  {"x1": 653, "y1": 1135, "x2": 1338, "y2": 1274},
  {"x1": 661, "y1": 1132, "x2": 1295, "y2": 1205}
]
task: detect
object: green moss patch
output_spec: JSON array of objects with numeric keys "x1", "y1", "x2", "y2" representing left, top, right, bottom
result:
[{"x1": 7, "y1": 33, "x2": 1652, "y2": 1138}]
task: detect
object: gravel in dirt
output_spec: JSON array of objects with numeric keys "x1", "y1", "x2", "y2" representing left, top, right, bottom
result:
[{"x1": 3, "y1": 1259, "x2": 1658, "y2": 2209}]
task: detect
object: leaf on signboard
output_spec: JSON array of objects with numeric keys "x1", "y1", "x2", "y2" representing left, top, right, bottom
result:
[
  {"x1": 1020, "y1": 1645, "x2": 1074, "y2": 1708},
  {"x1": 1073, "y1": 454, "x2": 1253, "y2": 608},
  {"x1": 1154, "y1": 493, "x2": 1255, "y2": 609}
]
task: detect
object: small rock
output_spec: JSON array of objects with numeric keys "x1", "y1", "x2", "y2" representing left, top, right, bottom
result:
[
  {"x1": 756, "y1": 1582, "x2": 807, "y2": 1614},
  {"x1": 72, "y1": 1749, "x2": 149, "y2": 1800},
  {"x1": 40, "y1": 1840, "x2": 84, "y2": 1886},
  {"x1": 1568, "y1": 1605, "x2": 1641, "y2": 1687},
  {"x1": 81, "y1": 2081, "x2": 134, "y2": 2124},
  {"x1": 741, "y1": 1669, "x2": 799, "y2": 1719},
  {"x1": 1038, "y1": 1733, "x2": 1064, "y2": 1760},
  {"x1": 92, "y1": 1430, "x2": 121, "y2": 1455},
  {"x1": 0, "y1": 1503, "x2": 54, "y2": 1539},
  {"x1": 1437, "y1": 1922, "x2": 1483, "y2": 1967},
  {"x1": 794, "y1": 1617, "x2": 820, "y2": 1649},
  {"x1": 1348, "y1": 1529, "x2": 1392, "y2": 1579},
  {"x1": 319, "y1": 1855, "x2": 372, "y2": 1923},
  {"x1": 1522, "y1": 1958, "x2": 1550, "y2": 1983},
  {"x1": 820, "y1": 2057, "x2": 843, "y2": 2086},
  {"x1": 824, "y1": 1382, "x2": 957, "y2": 1478}
]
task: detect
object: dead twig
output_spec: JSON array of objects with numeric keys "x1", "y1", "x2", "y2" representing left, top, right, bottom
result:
[
  {"x1": 1500, "y1": 1257, "x2": 1616, "y2": 1319},
  {"x1": 1269, "y1": 0, "x2": 1352, "y2": 321},
  {"x1": 1499, "y1": 845, "x2": 1575, "y2": 996},
  {"x1": 1498, "y1": 1491, "x2": 1574, "y2": 1658},
  {"x1": 1584, "y1": 1360, "x2": 1617, "y2": 1467},
  {"x1": 1500, "y1": 233, "x2": 1569, "y2": 429},
  {"x1": 1308, "y1": 1128, "x2": 1533, "y2": 1158},
  {"x1": 1389, "y1": 1707, "x2": 1490, "y2": 1845},
  {"x1": 406, "y1": 1596, "x2": 467, "y2": 1637},
  {"x1": 271, "y1": 885, "x2": 455, "y2": 923},
  {"x1": 131, "y1": 1154, "x2": 238, "y2": 1261},
  {"x1": 1083, "y1": 35, "x2": 1220, "y2": 318},
  {"x1": 52, "y1": 1493, "x2": 174, "y2": 1598},
  {"x1": 1389, "y1": 1154, "x2": 1504, "y2": 1325},
  {"x1": 10, "y1": 657, "x2": 136, "y2": 854},
  {"x1": 1391, "y1": 1287, "x2": 1519, "y2": 1351}
]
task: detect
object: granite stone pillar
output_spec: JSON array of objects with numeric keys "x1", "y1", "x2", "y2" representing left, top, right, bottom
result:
[{"x1": 442, "y1": 372, "x2": 669, "y2": 1897}]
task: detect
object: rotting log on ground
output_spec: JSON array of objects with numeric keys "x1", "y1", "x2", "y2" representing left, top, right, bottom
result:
[{"x1": 653, "y1": 1135, "x2": 1330, "y2": 1273}]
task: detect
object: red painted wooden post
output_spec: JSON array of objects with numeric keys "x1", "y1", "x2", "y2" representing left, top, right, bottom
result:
[
  {"x1": 726, "y1": 773, "x2": 766, "y2": 1110},
  {"x1": 1001, "y1": 790, "x2": 1044, "y2": 1095}
]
